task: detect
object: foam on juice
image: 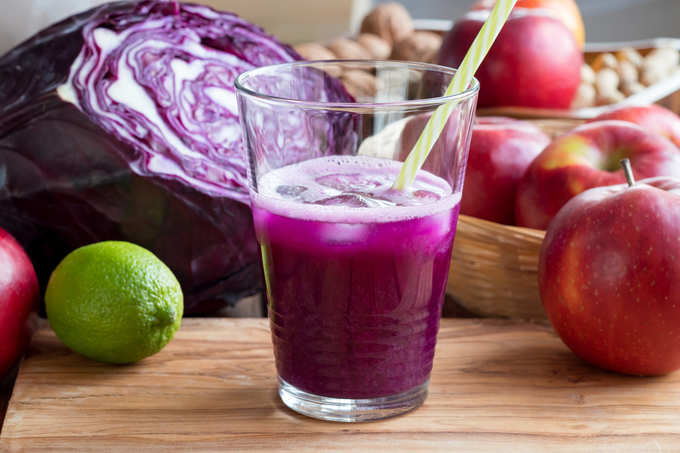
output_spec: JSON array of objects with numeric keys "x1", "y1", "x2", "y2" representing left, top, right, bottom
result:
[{"x1": 252, "y1": 155, "x2": 460, "y2": 224}]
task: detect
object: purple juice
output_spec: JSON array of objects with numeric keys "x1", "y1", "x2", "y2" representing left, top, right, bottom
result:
[{"x1": 251, "y1": 155, "x2": 460, "y2": 399}]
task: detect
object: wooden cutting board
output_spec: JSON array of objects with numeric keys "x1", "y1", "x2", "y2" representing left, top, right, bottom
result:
[{"x1": 2, "y1": 318, "x2": 680, "y2": 452}]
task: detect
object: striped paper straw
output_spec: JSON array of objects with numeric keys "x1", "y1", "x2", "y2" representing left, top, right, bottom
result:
[{"x1": 393, "y1": 0, "x2": 517, "y2": 190}]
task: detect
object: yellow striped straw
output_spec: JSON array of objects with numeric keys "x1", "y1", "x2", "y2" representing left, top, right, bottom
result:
[{"x1": 394, "y1": 0, "x2": 517, "y2": 190}]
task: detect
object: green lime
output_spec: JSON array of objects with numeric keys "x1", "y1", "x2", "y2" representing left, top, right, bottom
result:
[{"x1": 45, "y1": 241, "x2": 183, "y2": 364}]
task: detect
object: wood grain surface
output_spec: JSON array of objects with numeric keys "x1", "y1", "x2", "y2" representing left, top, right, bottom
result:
[{"x1": 2, "y1": 318, "x2": 680, "y2": 452}]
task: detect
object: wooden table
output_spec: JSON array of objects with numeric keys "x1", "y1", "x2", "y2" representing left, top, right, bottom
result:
[{"x1": 2, "y1": 318, "x2": 680, "y2": 452}]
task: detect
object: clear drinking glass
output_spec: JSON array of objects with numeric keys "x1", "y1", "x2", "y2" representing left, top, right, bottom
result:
[{"x1": 235, "y1": 61, "x2": 478, "y2": 422}]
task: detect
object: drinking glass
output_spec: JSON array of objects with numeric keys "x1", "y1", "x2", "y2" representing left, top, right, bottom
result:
[{"x1": 235, "y1": 61, "x2": 478, "y2": 422}]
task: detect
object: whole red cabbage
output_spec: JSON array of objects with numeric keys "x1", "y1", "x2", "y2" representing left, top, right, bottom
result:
[{"x1": 0, "y1": 1, "x2": 349, "y2": 313}]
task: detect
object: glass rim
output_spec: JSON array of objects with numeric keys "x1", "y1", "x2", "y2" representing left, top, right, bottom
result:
[{"x1": 234, "y1": 59, "x2": 480, "y2": 110}]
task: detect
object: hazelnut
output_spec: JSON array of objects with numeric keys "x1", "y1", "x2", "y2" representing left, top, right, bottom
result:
[
  {"x1": 360, "y1": 2, "x2": 414, "y2": 46},
  {"x1": 357, "y1": 33, "x2": 392, "y2": 60},
  {"x1": 640, "y1": 47, "x2": 680, "y2": 86},
  {"x1": 621, "y1": 81, "x2": 645, "y2": 96},
  {"x1": 640, "y1": 65, "x2": 668, "y2": 86},
  {"x1": 327, "y1": 38, "x2": 372, "y2": 60},
  {"x1": 616, "y1": 60, "x2": 638, "y2": 86},
  {"x1": 580, "y1": 64, "x2": 596, "y2": 85},
  {"x1": 591, "y1": 53, "x2": 618, "y2": 72},
  {"x1": 597, "y1": 89, "x2": 625, "y2": 106},
  {"x1": 341, "y1": 69, "x2": 379, "y2": 99},
  {"x1": 595, "y1": 68, "x2": 625, "y2": 105},
  {"x1": 595, "y1": 68, "x2": 620, "y2": 96},
  {"x1": 571, "y1": 83, "x2": 596, "y2": 109},
  {"x1": 390, "y1": 31, "x2": 443, "y2": 62},
  {"x1": 616, "y1": 47, "x2": 643, "y2": 67},
  {"x1": 644, "y1": 47, "x2": 680, "y2": 66},
  {"x1": 294, "y1": 42, "x2": 336, "y2": 61}
]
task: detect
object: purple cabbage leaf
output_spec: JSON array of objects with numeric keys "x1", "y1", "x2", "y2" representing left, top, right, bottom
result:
[{"x1": 0, "y1": 0, "x2": 329, "y2": 313}]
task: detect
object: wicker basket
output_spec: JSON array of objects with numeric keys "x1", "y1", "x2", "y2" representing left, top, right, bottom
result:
[
  {"x1": 447, "y1": 215, "x2": 546, "y2": 320},
  {"x1": 444, "y1": 118, "x2": 580, "y2": 320}
]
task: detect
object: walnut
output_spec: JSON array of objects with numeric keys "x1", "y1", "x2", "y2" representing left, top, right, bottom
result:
[
  {"x1": 341, "y1": 69, "x2": 378, "y2": 99},
  {"x1": 422, "y1": 48, "x2": 440, "y2": 64},
  {"x1": 360, "y1": 2, "x2": 414, "y2": 46},
  {"x1": 357, "y1": 33, "x2": 392, "y2": 60},
  {"x1": 293, "y1": 42, "x2": 336, "y2": 61},
  {"x1": 327, "y1": 38, "x2": 372, "y2": 60},
  {"x1": 390, "y1": 31, "x2": 442, "y2": 62},
  {"x1": 292, "y1": 43, "x2": 342, "y2": 77}
]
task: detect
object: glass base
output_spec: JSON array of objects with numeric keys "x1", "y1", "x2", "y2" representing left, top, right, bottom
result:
[{"x1": 278, "y1": 377, "x2": 428, "y2": 422}]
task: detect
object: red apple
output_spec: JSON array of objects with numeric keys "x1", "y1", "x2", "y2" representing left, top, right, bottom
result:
[
  {"x1": 539, "y1": 169, "x2": 680, "y2": 375},
  {"x1": 461, "y1": 117, "x2": 549, "y2": 224},
  {"x1": 515, "y1": 120, "x2": 680, "y2": 230},
  {"x1": 471, "y1": 0, "x2": 585, "y2": 48},
  {"x1": 588, "y1": 104, "x2": 680, "y2": 148},
  {"x1": 0, "y1": 227, "x2": 40, "y2": 375},
  {"x1": 439, "y1": 8, "x2": 582, "y2": 109}
]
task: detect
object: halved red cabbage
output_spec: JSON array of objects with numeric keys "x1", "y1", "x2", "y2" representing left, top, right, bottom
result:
[{"x1": 0, "y1": 1, "x2": 350, "y2": 313}]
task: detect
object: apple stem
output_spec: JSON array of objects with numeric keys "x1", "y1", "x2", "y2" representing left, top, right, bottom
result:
[{"x1": 620, "y1": 158, "x2": 636, "y2": 187}]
